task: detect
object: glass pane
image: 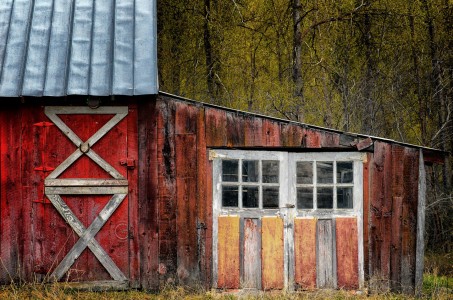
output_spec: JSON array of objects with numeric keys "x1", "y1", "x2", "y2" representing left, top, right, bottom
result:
[
  {"x1": 222, "y1": 160, "x2": 238, "y2": 182},
  {"x1": 262, "y1": 160, "x2": 279, "y2": 183},
  {"x1": 263, "y1": 187, "x2": 279, "y2": 208},
  {"x1": 337, "y1": 187, "x2": 353, "y2": 209},
  {"x1": 242, "y1": 160, "x2": 259, "y2": 182},
  {"x1": 317, "y1": 162, "x2": 333, "y2": 183},
  {"x1": 222, "y1": 186, "x2": 238, "y2": 207},
  {"x1": 297, "y1": 162, "x2": 313, "y2": 184},
  {"x1": 337, "y1": 162, "x2": 353, "y2": 183},
  {"x1": 317, "y1": 187, "x2": 333, "y2": 209},
  {"x1": 297, "y1": 187, "x2": 313, "y2": 209},
  {"x1": 243, "y1": 186, "x2": 259, "y2": 208}
]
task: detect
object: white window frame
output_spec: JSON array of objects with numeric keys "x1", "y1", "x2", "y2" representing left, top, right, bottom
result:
[{"x1": 211, "y1": 150, "x2": 365, "y2": 289}]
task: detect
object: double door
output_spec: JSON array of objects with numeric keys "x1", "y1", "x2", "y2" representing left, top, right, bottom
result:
[{"x1": 212, "y1": 150, "x2": 364, "y2": 290}]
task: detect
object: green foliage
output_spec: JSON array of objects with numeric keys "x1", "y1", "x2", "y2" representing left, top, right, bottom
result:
[{"x1": 157, "y1": 0, "x2": 453, "y2": 252}]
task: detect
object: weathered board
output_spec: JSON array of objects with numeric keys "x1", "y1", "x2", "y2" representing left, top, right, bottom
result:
[
  {"x1": 242, "y1": 218, "x2": 261, "y2": 289},
  {"x1": 217, "y1": 216, "x2": 240, "y2": 288},
  {"x1": 261, "y1": 217, "x2": 284, "y2": 290},
  {"x1": 294, "y1": 218, "x2": 317, "y2": 289},
  {"x1": 317, "y1": 219, "x2": 335, "y2": 289},
  {"x1": 336, "y1": 218, "x2": 359, "y2": 289}
]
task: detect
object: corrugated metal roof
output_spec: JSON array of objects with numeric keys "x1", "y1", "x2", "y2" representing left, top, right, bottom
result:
[{"x1": 0, "y1": 0, "x2": 158, "y2": 97}]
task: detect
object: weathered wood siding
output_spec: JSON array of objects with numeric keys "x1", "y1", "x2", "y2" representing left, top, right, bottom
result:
[
  {"x1": 368, "y1": 142, "x2": 420, "y2": 293},
  {"x1": 0, "y1": 94, "x2": 432, "y2": 292},
  {"x1": 294, "y1": 218, "x2": 317, "y2": 289}
]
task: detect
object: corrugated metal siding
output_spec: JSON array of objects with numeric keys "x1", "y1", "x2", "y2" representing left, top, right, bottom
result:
[{"x1": 0, "y1": 0, "x2": 158, "y2": 97}]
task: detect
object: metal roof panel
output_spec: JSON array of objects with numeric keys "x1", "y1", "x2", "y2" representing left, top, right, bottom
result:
[{"x1": 0, "y1": 0, "x2": 158, "y2": 97}]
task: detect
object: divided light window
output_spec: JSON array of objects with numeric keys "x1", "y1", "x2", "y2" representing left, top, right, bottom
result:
[
  {"x1": 296, "y1": 161, "x2": 354, "y2": 210},
  {"x1": 221, "y1": 159, "x2": 280, "y2": 209}
]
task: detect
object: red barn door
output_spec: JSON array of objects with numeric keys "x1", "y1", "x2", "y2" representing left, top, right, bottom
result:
[{"x1": 32, "y1": 106, "x2": 137, "y2": 287}]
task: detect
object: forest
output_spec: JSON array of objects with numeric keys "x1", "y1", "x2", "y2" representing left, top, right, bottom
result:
[{"x1": 156, "y1": 0, "x2": 452, "y2": 254}]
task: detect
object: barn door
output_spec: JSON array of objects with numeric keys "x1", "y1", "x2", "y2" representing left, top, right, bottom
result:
[{"x1": 33, "y1": 106, "x2": 134, "y2": 287}]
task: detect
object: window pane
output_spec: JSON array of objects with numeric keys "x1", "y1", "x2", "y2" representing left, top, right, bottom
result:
[
  {"x1": 222, "y1": 160, "x2": 238, "y2": 182},
  {"x1": 317, "y1": 187, "x2": 333, "y2": 208},
  {"x1": 337, "y1": 162, "x2": 353, "y2": 183},
  {"x1": 297, "y1": 162, "x2": 313, "y2": 184},
  {"x1": 242, "y1": 160, "x2": 259, "y2": 182},
  {"x1": 297, "y1": 187, "x2": 313, "y2": 209},
  {"x1": 243, "y1": 186, "x2": 259, "y2": 208},
  {"x1": 337, "y1": 187, "x2": 353, "y2": 209},
  {"x1": 262, "y1": 160, "x2": 279, "y2": 183},
  {"x1": 317, "y1": 162, "x2": 333, "y2": 183},
  {"x1": 263, "y1": 187, "x2": 279, "y2": 208},
  {"x1": 222, "y1": 186, "x2": 238, "y2": 207}
]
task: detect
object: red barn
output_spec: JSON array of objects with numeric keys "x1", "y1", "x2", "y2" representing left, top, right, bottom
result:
[{"x1": 0, "y1": 0, "x2": 445, "y2": 294}]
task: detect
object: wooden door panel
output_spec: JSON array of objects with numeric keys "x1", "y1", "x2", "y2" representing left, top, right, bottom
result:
[
  {"x1": 294, "y1": 218, "x2": 317, "y2": 289},
  {"x1": 242, "y1": 218, "x2": 260, "y2": 289},
  {"x1": 33, "y1": 106, "x2": 130, "y2": 283},
  {"x1": 317, "y1": 219, "x2": 335, "y2": 288},
  {"x1": 261, "y1": 217, "x2": 284, "y2": 290},
  {"x1": 217, "y1": 216, "x2": 240, "y2": 288},
  {"x1": 336, "y1": 218, "x2": 359, "y2": 289}
]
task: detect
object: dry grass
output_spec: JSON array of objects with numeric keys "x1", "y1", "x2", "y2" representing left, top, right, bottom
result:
[{"x1": 0, "y1": 277, "x2": 451, "y2": 300}]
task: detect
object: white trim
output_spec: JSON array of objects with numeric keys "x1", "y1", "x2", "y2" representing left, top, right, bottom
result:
[{"x1": 211, "y1": 150, "x2": 365, "y2": 290}]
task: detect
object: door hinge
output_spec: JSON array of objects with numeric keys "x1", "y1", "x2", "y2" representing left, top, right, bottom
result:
[{"x1": 120, "y1": 158, "x2": 135, "y2": 170}]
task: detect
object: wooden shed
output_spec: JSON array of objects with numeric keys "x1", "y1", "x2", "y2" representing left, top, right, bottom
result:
[{"x1": 0, "y1": 0, "x2": 446, "y2": 294}]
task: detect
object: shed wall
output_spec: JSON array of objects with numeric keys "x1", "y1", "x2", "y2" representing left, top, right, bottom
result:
[{"x1": 0, "y1": 95, "x2": 427, "y2": 293}]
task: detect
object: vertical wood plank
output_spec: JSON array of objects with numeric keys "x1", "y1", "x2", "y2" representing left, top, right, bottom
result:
[
  {"x1": 217, "y1": 216, "x2": 240, "y2": 289},
  {"x1": 369, "y1": 142, "x2": 392, "y2": 291},
  {"x1": 336, "y1": 218, "x2": 359, "y2": 289},
  {"x1": 0, "y1": 106, "x2": 22, "y2": 283},
  {"x1": 21, "y1": 106, "x2": 41, "y2": 281},
  {"x1": 176, "y1": 135, "x2": 198, "y2": 283},
  {"x1": 138, "y1": 98, "x2": 159, "y2": 289},
  {"x1": 262, "y1": 119, "x2": 281, "y2": 147},
  {"x1": 244, "y1": 116, "x2": 263, "y2": 146},
  {"x1": 242, "y1": 218, "x2": 260, "y2": 289},
  {"x1": 401, "y1": 148, "x2": 419, "y2": 293},
  {"x1": 205, "y1": 109, "x2": 226, "y2": 147},
  {"x1": 294, "y1": 218, "x2": 317, "y2": 289},
  {"x1": 226, "y1": 112, "x2": 245, "y2": 147},
  {"x1": 320, "y1": 132, "x2": 340, "y2": 148},
  {"x1": 303, "y1": 129, "x2": 321, "y2": 148},
  {"x1": 127, "y1": 103, "x2": 140, "y2": 287},
  {"x1": 261, "y1": 216, "x2": 284, "y2": 290},
  {"x1": 281, "y1": 124, "x2": 304, "y2": 147},
  {"x1": 156, "y1": 99, "x2": 177, "y2": 285},
  {"x1": 196, "y1": 107, "x2": 209, "y2": 287},
  {"x1": 390, "y1": 145, "x2": 404, "y2": 291},
  {"x1": 317, "y1": 219, "x2": 335, "y2": 288},
  {"x1": 415, "y1": 150, "x2": 426, "y2": 295},
  {"x1": 362, "y1": 154, "x2": 371, "y2": 282}
]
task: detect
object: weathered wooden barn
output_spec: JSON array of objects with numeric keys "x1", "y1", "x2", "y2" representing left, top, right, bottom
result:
[{"x1": 0, "y1": 0, "x2": 446, "y2": 294}]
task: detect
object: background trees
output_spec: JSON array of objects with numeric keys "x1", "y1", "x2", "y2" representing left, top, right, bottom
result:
[{"x1": 157, "y1": 0, "x2": 452, "y2": 253}]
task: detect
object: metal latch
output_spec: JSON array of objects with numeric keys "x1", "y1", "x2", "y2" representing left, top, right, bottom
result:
[{"x1": 120, "y1": 158, "x2": 136, "y2": 170}]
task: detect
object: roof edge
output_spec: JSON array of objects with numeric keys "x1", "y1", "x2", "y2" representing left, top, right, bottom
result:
[{"x1": 158, "y1": 91, "x2": 448, "y2": 156}]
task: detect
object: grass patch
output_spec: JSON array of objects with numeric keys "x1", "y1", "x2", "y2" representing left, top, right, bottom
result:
[{"x1": 0, "y1": 274, "x2": 451, "y2": 299}]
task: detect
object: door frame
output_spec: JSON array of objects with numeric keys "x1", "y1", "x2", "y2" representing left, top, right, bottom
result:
[{"x1": 211, "y1": 149, "x2": 365, "y2": 290}]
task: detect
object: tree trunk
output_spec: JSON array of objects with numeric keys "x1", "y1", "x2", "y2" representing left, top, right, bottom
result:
[
  {"x1": 361, "y1": 11, "x2": 374, "y2": 135},
  {"x1": 203, "y1": 0, "x2": 215, "y2": 103},
  {"x1": 292, "y1": 0, "x2": 304, "y2": 122}
]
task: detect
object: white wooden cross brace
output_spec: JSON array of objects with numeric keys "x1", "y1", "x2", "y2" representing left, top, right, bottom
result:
[
  {"x1": 43, "y1": 106, "x2": 130, "y2": 282},
  {"x1": 44, "y1": 106, "x2": 128, "y2": 180},
  {"x1": 47, "y1": 193, "x2": 127, "y2": 281}
]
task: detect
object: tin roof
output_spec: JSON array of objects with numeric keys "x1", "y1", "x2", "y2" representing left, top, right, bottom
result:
[{"x1": 0, "y1": 0, "x2": 158, "y2": 97}]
